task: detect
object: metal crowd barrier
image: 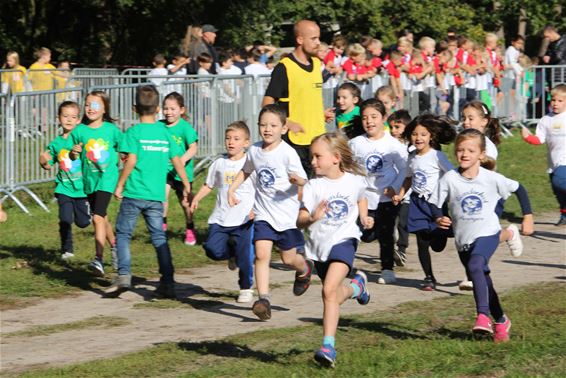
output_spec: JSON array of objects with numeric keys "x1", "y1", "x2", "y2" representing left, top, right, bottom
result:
[{"x1": 72, "y1": 68, "x2": 119, "y2": 76}]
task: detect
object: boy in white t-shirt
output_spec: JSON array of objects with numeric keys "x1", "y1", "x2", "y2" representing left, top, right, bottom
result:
[
  {"x1": 228, "y1": 104, "x2": 313, "y2": 321},
  {"x1": 148, "y1": 54, "x2": 168, "y2": 87},
  {"x1": 191, "y1": 122, "x2": 256, "y2": 303},
  {"x1": 522, "y1": 84, "x2": 566, "y2": 225}
]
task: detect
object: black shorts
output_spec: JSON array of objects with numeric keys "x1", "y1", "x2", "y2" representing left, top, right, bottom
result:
[
  {"x1": 87, "y1": 191, "x2": 112, "y2": 217},
  {"x1": 166, "y1": 174, "x2": 191, "y2": 197}
]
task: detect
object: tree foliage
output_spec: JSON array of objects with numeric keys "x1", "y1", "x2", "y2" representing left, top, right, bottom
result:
[{"x1": 0, "y1": 0, "x2": 560, "y2": 67}]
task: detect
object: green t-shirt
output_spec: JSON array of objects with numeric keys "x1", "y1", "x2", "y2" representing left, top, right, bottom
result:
[
  {"x1": 161, "y1": 118, "x2": 198, "y2": 182},
  {"x1": 47, "y1": 134, "x2": 86, "y2": 198},
  {"x1": 336, "y1": 106, "x2": 360, "y2": 130},
  {"x1": 119, "y1": 122, "x2": 183, "y2": 202},
  {"x1": 70, "y1": 122, "x2": 122, "y2": 194}
]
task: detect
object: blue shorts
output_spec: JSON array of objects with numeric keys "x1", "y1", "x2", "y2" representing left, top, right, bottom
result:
[
  {"x1": 458, "y1": 232, "x2": 500, "y2": 273},
  {"x1": 253, "y1": 221, "x2": 304, "y2": 251},
  {"x1": 407, "y1": 194, "x2": 453, "y2": 238},
  {"x1": 314, "y1": 239, "x2": 357, "y2": 282}
]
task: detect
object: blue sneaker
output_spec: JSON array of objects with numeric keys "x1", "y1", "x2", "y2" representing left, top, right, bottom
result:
[
  {"x1": 314, "y1": 344, "x2": 336, "y2": 368},
  {"x1": 352, "y1": 270, "x2": 370, "y2": 305}
]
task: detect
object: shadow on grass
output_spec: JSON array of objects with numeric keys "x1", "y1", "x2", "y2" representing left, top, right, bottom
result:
[
  {"x1": 502, "y1": 259, "x2": 566, "y2": 270},
  {"x1": 176, "y1": 340, "x2": 304, "y2": 363},
  {"x1": 0, "y1": 244, "x2": 108, "y2": 294},
  {"x1": 500, "y1": 211, "x2": 523, "y2": 223}
]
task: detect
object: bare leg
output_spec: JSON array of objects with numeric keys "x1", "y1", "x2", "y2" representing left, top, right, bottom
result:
[
  {"x1": 254, "y1": 240, "x2": 273, "y2": 296},
  {"x1": 280, "y1": 248, "x2": 307, "y2": 273},
  {"x1": 321, "y1": 262, "x2": 352, "y2": 338}
]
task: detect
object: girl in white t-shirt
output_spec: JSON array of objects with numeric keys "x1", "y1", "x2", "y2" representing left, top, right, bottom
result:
[
  {"x1": 349, "y1": 99, "x2": 408, "y2": 285},
  {"x1": 228, "y1": 104, "x2": 312, "y2": 321},
  {"x1": 430, "y1": 129, "x2": 533, "y2": 343},
  {"x1": 462, "y1": 100, "x2": 502, "y2": 168},
  {"x1": 393, "y1": 114, "x2": 456, "y2": 291},
  {"x1": 298, "y1": 132, "x2": 373, "y2": 368}
]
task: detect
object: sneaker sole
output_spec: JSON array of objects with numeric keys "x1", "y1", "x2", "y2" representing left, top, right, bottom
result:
[
  {"x1": 472, "y1": 326, "x2": 494, "y2": 338},
  {"x1": 459, "y1": 284, "x2": 474, "y2": 291},
  {"x1": 354, "y1": 271, "x2": 370, "y2": 305},
  {"x1": 314, "y1": 353, "x2": 335, "y2": 368},
  {"x1": 184, "y1": 241, "x2": 197, "y2": 246},
  {"x1": 252, "y1": 302, "x2": 271, "y2": 320},
  {"x1": 103, "y1": 286, "x2": 130, "y2": 298},
  {"x1": 88, "y1": 265, "x2": 105, "y2": 277},
  {"x1": 393, "y1": 252, "x2": 406, "y2": 267}
]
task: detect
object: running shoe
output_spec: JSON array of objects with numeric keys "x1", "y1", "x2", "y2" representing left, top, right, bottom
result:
[
  {"x1": 314, "y1": 344, "x2": 336, "y2": 368},
  {"x1": 88, "y1": 258, "x2": 105, "y2": 277},
  {"x1": 506, "y1": 224, "x2": 523, "y2": 257},
  {"x1": 472, "y1": 313, "x2": 494, "y2": 336},
  {"x1": 494, "y1": 316, "x2": 512, "y2": 343},
  {"x1": 293, "y1": 259, "x2": 314, "y2": 296},
  {"x1": 252, "y1": 298, "x2": 271, "y2": 320},
  {"x1": 377, "y1": 269, "x2": 396, "y2": 284},
  {"x1": 352, "y1": 270, "x2": 370, "y2": 305}
]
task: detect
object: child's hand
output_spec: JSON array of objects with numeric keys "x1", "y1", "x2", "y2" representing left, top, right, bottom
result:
[
  {"x1": 310, "y1": 200, "x2": 328, "y2": 223},
  {"x1": 391, "y1": 194, "x2": 402, "y2": 205},
  {"x1": 435, "y1": 216, "x2": 452, "y2": 229},
  {"x1": 521, "y1": 214, "x2": 534, "y2": 236},
  {"x1": 520, "y1": 126, "x2": 531, "y2": 139},
  {"x1": 248, "y1": 210, "x2": 255, "y2": 220},
  {"x1": 383, "y1": 186, "x2": 396, "y2": 198},
  {"x1": 361, "y1": 216, "x2": 374, "y2": 230},
  {"x1": 228, "y1": 190, "x2": 240, "y2": 207},
  {"x1": 190, "y1": 199, "x2": 199, "y2": 213},
  {"x1": 70, "y1": 143, "x2": 83, "y2": 159},
  {"x1": 114, "y1": 185, "x2": 124, "y2": 201},
  {"x1": 39, "y1": 150, "x2": 52, "y2": 167},
  {"x1": 181, "y1": 187, "x2": 191, "y2": 207},
  {"x1": 324, "y1": 107, "x2": 336, "y2": 122},
  {"x1": 289, "y1": 172, "x2": 306, "y2": 186}
]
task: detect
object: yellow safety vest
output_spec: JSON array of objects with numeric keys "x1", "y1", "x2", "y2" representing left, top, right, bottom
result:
[{"x1": 280, "y1": 57, "x2": 325, "y2": 146}]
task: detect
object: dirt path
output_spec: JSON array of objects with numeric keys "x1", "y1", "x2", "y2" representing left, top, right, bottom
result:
[{"x1": 1, "y1": 216, "x2": 565, "y2": 374}]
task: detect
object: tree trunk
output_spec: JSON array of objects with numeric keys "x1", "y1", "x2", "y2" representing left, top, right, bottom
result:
[{"x1": 518, "y1": 7, "x2": 527, "y2": 38}]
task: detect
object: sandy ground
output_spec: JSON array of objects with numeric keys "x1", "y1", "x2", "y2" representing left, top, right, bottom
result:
[{"x1": 1, "y1": 216, "x2": 565, "y2": 374}]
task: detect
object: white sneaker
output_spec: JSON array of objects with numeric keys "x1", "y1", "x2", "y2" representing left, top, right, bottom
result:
[
  {"x1": 61, "y1": 252, "x2": 75, "y2": 260},
  {"x1": 378, "y1": 269, "x2": 396, "y2": 284},
  {"x1": 237, "y1": 289, "x2": 254, "y2": 303},
  {"x1": 228, "y1": 256, "x2": 237, "y2": 271},
  {"x1": 506, "y1": 224, "x2": 523, "y2": 257},
  {"x1": 88, "y1": 258, "x2": 105, "y2": 277},
  {"x1": 458, "y1": 279, "x2": 474, "y2": 291}
]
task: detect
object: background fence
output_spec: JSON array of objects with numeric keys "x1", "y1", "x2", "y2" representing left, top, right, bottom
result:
[{"x1": 0, "y1": 65, "x2": 563, "y2": 214}]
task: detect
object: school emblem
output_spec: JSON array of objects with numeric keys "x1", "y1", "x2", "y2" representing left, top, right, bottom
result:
[
  {"x1": 365, "y1": 154, "x2": 383, "y2": 174},
  {"x1": 326, "y1": 199, "x2": 349, "y2": 220},
  {"x1": 413, "y1": 171, "x2": 427, "y2": 190},
  {"x1": 257, "y1": 168, "x2": 276, "y2": 188},
  {"x1": 461, "y1": 195, "x2": 482, "y2": 215}
]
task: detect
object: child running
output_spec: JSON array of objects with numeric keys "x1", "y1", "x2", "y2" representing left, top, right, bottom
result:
[
  {"x1": 191, "y1": 121, "x2": 256, "y2": 303},
  {"x1": 335, "y1": 82, "x2": 361, "y2": 131},
  {"x1": 429, "y1": 129, "x2": 533, "y2": 342},
  {"x1": 70, "y1": 91, "x2": 122, "y2": 276},
  {"x1": 228, "y1": 104, "x2": 313, "y2": 320},
  {"x1": 297, "y1": 132, "x2": 373, "y2": 368},
  {"x1": 462, "y1": 100, "x2": 502, "y2": 168},
  {"x1": 110, "y1": 85, "x2": 191, "y2": 298},
  {"x1": 521, "y1": 84, "x2": 566, "y2": 226},
  {"x1": 349, "y1": 99, "x2": 408, "y2": 284},
  {"x1": 160, "y1": 92, "x2": 198, "y2": 245},
  {"x1": 393, "y1": 114, "x2": 456, "y2": 290},
  {"x1": 39, "y1": 101, "x2": 90, "y2": 260}
]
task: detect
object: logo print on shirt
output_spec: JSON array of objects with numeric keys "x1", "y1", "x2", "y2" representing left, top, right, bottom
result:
[
  {"x1": 365, "y1": 154, "x2": 383, "y2": 174},
  {"x1": 58, "y1": 149, "x2": 81, "y2": 173},
  {"x1": 85, "y1": 138, "x2": 110, "y2": 163},
  {"x1": 326, "y1": 199, "x2": 349, "y2": 220},
  {"x1": 257, "y1": 168, "x2": 276, "y2": 188},
  {"x1": 413, "y1": 171, "x2": 427, "y2": 190},
  {"x1": 461, "y1": 195, "x2": 482, "y2": 215}
]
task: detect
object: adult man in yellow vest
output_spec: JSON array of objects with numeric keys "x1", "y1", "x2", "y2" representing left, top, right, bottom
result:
[{"x1": 263, "y1": 20, "x2": 325, "y2": 176}]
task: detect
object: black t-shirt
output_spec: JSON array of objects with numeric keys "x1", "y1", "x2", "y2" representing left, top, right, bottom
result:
[{"x1": 264, "y1": 54, "x2": 315, "y2": 100}]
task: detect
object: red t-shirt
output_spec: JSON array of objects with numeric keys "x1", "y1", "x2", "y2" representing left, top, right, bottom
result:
[{"x1": 342, "y1": 59, "x2": 369, "y2": 75}]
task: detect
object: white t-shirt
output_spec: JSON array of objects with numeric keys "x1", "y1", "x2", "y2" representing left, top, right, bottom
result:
[
  {"x1": 407, "y1": 149, "x2": 454, "y2": 197},
  {"x1": 206, "y1": 155, "x2": 255, "y2": 227},
  {"x1": 504, "y1": 46, "x2": 522, "y2": 79},
  {"x1": 148, "y1": 67, "x2": 168, "y2": 86},
  {"x1": 535, "y1": 111, "x2": 566, "y2": 172},
  {"x1": 349, "y1": 133, "x2": 408, "y2": 209},
  {"x1": 486, "y1": 137, "x2": 498, "y2": 161},
  {"x1": 218, "y1": 66, "x2": 242, "y2": 103},
  {"x1": 302, "y1": 173, "x2": 367, "y2": 262},
  {"x1": 244, "y1": 63, "x2": 271, "y2": 76},
  {"x1": 243, "y1": 141, "x2": 307, "y2": 231},
  {"x1": 429, "y1": 167, "x2": 519, "y2": 249}
]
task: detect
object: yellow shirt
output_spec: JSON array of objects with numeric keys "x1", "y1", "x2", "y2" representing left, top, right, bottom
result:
[
  {"x1": 1, "y1": 65, "x2": 27, "y2": 94},
  {"x1": 28, "y1": 62, "x2": 56, "y2": 91},
  {"x1": 280, "y1": 57, "x2": 325, "y2": 146}
]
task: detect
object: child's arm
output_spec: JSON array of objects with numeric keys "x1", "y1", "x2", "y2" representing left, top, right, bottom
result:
[
  {"x1": 521, "y1": 126, "x2": 542, "y2": 145},
  {"x1": 181, "y1": 142, "x2": 198, "y2": 165},
  {"x1": 358, "y1": 197, "x2": 374, "y2": 230},
  {"x1": 297, "y1": 201, "x2": 328, "y2": 229},
  {"x1": 513, "y1": 183, "x2": 534, "y2": 235},
  {"x1": 114, "y1": 153, "x2": 137, "y2": 200},
  {"x1": 228, "y1": 170, "x2": 251, "y2": 206},
  {"x1": 288, "y1": 172, "x2": 307, "y2": 187},
  {"x1": 69, "y1": 142, "x2": 82, "y2": 160},
  {"x1": 171, "y1": 156, "x2": 191, "y2": 204},
  {"x1": 392, "y1": 176, "x2": 412, "y2": 205},
  {"x1": 190, "y1": 184, "x2": 213, "y2": 213},
  {"x1": 39, "y1": 150, "x2": 53, "y2": 170}
]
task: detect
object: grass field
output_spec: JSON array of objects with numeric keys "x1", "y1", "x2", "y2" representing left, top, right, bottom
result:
[
  {"x1": 0, "y1": 131, "x2": 557, "y2": 309},
  {"x1": 11, "y1": 282, "x2": 565, "y2": 377}
]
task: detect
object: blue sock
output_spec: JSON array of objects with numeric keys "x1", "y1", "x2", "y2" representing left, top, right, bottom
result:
[
  {"x1": 350, "y1": 281, "x2": 361, "y2": 299},
  {"x1": 322, "y1": 335, "x2": 335, "y2": 347}
]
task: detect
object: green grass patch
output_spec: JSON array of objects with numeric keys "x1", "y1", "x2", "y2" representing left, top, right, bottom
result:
[
  {"x1": 4, "y1": 315, "x2": 129, "y2": 338},
  {"x1": 14, "y1": 282, "x2": 566, "y2": 377}
]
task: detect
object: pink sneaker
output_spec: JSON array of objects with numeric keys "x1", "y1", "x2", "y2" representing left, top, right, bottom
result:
[
  {"x1": 472, "y1": 313, "x2": 493, "y2": 336},
  {"x1": 184, "y1": 228, "x2": 197, "y2": 246},
  {"x1": 162, "y1": 223, "x2": 168, "y2": 232},
  {"x1": 494, "y1": 316, "x2": 511, "y2": 343}
]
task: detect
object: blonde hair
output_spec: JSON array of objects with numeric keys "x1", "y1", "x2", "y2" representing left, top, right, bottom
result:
[
  {"x1": 397, "y1": 37, "x2": 413, "y2": 48},
  {"x1": 347, "y1": 43, "x2": 366, "y2": 57},
  {"x1": 485, "y1": 33, "x2": 498, "y2": 44},
  {"x1": 311, "y1": 132, "x2": 364, "y2": 176},
  {"x1": 455, "y1": 129, "x2": 495, "y2": 170},
  {"x1": 226, "y1": 121, "x2": 250, "y2": 139},
  {"x1": 181, "y1": 25, "x2": 202, "y2": 56},
  {"x1": 34, "y1": 47, "x2": 51, "y2": 60},
  {"x1": 369, "y1": 39, "x2": 383, "y2": 48},
  {"x1": 418, "y1": 36, "x2": 435, "y2": 50},
  {"x1": 375, "y1": 85, "x2": 395, "y2": 101},
  {"x1": 5, "y1": 51, "x2": 20, "y2": 67},
  {"x1": 551, "y1": 84, "x2": 566, "y2": 98}
]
